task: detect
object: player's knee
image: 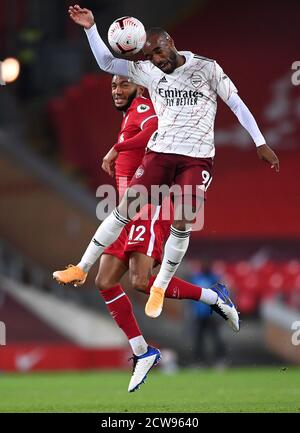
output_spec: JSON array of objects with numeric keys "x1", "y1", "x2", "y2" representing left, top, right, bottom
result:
[
  {"x1": 173, "y1": 220, "x2": 188, "y2": 231},
  {"x1": 130, "y1": 274, "x2": 149, "y2": 293},
  {"x1": 95, "y1": 273, "x2": 112, "y2": 291}
]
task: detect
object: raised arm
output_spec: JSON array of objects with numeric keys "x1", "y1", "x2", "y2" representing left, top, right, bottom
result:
[{"x1": 69, "y1": 5, "x2": 129, "y2": 76}]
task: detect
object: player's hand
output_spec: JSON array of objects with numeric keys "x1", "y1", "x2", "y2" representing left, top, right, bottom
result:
[
  {"x1": 257, "y1": 144, "x2": 280, "y2": 172},
  {"x1": 102, "y1": 147, "x2": 118, "y2": 177},
  {"x1": 68, "y1": 4, "x2": 94, "y2": 29}
]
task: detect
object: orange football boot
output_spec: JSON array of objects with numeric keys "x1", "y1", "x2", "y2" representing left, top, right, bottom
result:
[
  {"x1": 145, "y1": 286, "x2": 165, "y2": 318},
  {"x1": 53, "y1": 265, "x2": 87, "y2": 286}
]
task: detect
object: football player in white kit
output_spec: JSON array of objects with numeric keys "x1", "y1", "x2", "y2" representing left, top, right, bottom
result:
[{"x1": 54, "y1": 5, "x2": 279, "y2": 333}]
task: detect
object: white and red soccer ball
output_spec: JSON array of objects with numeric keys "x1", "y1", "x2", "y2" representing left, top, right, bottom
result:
[{"x1": 108, "y1": 16, "x2": 146, "y2": 55}]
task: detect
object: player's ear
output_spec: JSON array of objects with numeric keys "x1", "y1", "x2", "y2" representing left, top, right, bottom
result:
[
  {"x1": 168, "y1": 37, "x2": 175, "y2": 48},
  {"x1": 137, "y1": 86, "x2": 145, "y2": 96}
]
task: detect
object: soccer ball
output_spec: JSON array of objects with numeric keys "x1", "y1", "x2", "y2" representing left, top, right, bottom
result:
[{"x1": 108, "y1": 16, "x2": 146, "y2": 55}]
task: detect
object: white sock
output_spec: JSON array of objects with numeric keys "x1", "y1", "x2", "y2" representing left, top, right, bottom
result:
[
  {"x1": 78, "y1": 208, "x2": 130, "y2": 272},
  {"x1": 129, "y1": 335, "x2": 148, "y2": 356},
  {"x1": 199, "y1": 288, "x2": 218, "y2": 305},
  {"x1": 154, "y1": 226, "x2": 191, "y2": 291}
]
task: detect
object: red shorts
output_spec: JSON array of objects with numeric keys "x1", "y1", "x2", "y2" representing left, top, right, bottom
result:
[
  {"x1": 129, "y1": 150, "x2": 213, "y2": 203},
  {"x1": 104, "y1": 204, "x2": 172, "y2": 265}
]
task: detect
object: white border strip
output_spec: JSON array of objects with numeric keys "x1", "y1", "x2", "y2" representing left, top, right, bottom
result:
[
  {"x1": 105, "y1": 292, "x2": 126, "y2": 305},
  {"x1": 147, "y1": 205, "x2": 161, "y2": 257},
  {"x1": 140, "y1": 115, "x2": 157, "y2": 130}
]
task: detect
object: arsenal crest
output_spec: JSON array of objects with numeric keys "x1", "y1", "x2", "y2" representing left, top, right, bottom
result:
[{"x1": 191, "y1": 74, "x2": 202, "y2": 88}]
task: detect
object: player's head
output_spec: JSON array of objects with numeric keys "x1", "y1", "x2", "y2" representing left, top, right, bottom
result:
[
  {"x1": 112, "y1": 75, "x2": 144, "y2": 111},
  {"x1": 143, "y1": 28, "x2": 178, "y2": 74}
]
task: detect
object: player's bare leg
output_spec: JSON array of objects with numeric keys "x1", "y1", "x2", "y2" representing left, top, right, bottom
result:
[
  {"x1": 128, "y1": 252, "x2": 155, "y2": 293},
  {"x1": 128, "y1": 251, "x2": 206, "y2": 301},
  {"x1": 96, "y1": 254, "x2": 128, "y2": 290}
]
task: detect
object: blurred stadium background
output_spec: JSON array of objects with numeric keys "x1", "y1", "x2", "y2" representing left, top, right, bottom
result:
[{"x1": 0, "y1": 0, "x2": 299, "y2": 384}]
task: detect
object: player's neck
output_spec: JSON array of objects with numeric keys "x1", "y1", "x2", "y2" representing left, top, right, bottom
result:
[{"x1": 176, "y1": 54, "x2": 186, "y2": 69}]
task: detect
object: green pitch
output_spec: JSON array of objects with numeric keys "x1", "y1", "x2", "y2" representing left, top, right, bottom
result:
[{"x1": 0, "y1": 367, "x2": 299, "y2": 413}]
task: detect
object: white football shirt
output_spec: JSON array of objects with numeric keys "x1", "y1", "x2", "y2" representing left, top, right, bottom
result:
[{"x1": 127, "y1": 52, "x2": 238, "y2": 158}]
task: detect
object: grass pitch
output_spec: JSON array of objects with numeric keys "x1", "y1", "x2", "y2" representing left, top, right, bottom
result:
[{"x1": 0, "y1": 367, "x2": 299, "y2": 413}]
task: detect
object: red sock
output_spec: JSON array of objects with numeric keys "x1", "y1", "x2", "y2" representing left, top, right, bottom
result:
[
  {"x1": 100, "y1": 284, "x2": 142, "y2": 340},
  {"x1": 146, "y1": 276, "x2": 202, "y2": 301}
]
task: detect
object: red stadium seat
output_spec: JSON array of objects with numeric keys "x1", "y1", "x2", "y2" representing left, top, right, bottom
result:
[{"x1": 211, "y1": 259, "x2": 300, "y2": 314}]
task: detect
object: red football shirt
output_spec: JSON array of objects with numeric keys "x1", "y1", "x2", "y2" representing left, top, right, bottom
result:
[{"x1": 114, "y1": 96, "x2": 157, "y2": 197}]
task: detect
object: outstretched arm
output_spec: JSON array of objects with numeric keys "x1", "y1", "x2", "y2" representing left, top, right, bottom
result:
[
  {"x1": 69, "y1": 5, "x2": 129, "y2": 76},
  {"x1": 226, "y1": 93, "x2": 280, "y2": 172}
]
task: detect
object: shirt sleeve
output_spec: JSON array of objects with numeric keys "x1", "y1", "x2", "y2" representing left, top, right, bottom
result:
[
  {"x1": 226, "y1": 92, "x2": 266, "y2": 147},
  {"x1": 114, "y1": 115, "x2": 157, "y2": 152},
  {"x1": 85, "y1": 24, "x2": 152, "y2": 88},
  {"x1": 84, "y1": 24, "x2": 130, "y2": 76},
  {"x1": 211, "y1": 61, "x2": 238, "y2": 102},
  {"x1": 127, "y1": 60, "x2": 153, "y2": 88}
]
